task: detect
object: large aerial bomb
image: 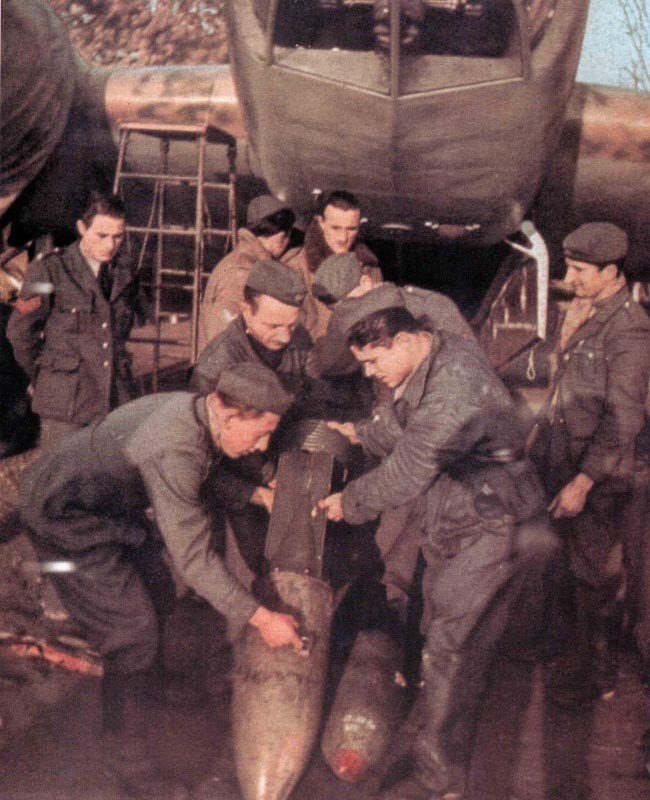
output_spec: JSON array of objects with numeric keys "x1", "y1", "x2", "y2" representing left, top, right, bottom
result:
[
  {"x1": 321, "y1": 629, "x2": 406, "y2": 783},
  {"x1": 230, "y1": 420, "x2": 346, "y2": 800},
  {"x1": 231, "y1": 570, "x2": 333, "y2": 800}
]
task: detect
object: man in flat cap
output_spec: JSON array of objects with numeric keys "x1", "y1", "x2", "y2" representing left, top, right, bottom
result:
[
  {"x1": 198, "y1": 194, "x2": 296, "y2": 353},
  {"x1": 307, "y1": 252, "x2": 475, "y2": 379},
  {"x1": 529, "y1": 221, "x2": 650, "y2": 704},
  {"x1": 190, "y1": 259, "x2": 312, "y2": 577},
  {"x1": 284, "y1": 189, "x2": 382, "y2": 342},
  {"x1": 19, "y1": 363, "x2": 302, "y2": 800},
  {"x1": 316, "y1": 289, "x2": 556, "y2": 800},
  {"x1": 306, "y1": 260, "x2": 477, "y2": 618}
]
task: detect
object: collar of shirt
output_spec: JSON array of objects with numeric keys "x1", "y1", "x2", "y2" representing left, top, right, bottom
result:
[{"x1": 83, "y1": 253, "x2": 102, "y2": 279}]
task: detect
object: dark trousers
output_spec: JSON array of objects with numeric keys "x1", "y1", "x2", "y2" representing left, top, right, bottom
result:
[
  {"x1": 30, "y1": 532, "x2": 174, "y2": 675},
  {"x1": 414, "y1": 514, "x2": 557, "y2": 795}
]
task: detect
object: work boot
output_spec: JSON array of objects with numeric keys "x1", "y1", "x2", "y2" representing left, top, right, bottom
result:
[{"x1": 101, "y1": 672, "x2": 189, "y2": 800}]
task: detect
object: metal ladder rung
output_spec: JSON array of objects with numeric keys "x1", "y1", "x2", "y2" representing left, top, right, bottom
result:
[
  {"x1": 114, "y1": 121, "x2": 238, "y2": 387},
  {"x1": 116, "y1": 172, "x2": 232, "y2": 191},
  {"x1": 159, "y1": 267, "x2": 198, "y2": 278},
  {"x1": 142, "y1": 280, "x2": 195, "y2": 293},
  {"x1": 127, "y1": 226, "x2": 232, "y2": 237}
]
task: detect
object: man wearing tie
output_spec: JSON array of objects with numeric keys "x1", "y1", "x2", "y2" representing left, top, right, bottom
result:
[{"x1": 8, "y1": 191, "x2": 147, "y2": 450}]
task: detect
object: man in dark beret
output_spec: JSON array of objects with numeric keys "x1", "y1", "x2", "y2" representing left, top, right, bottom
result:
[
  {"x1": 307, "y1": 254, "x2": 475, "y2": 379},
  {"x1": 198, "y1": 195, "x2": 296, "y2": 353},
  {"x1": 192, "y1": 259, "x2": 310, "y2": 399},
  {"x1": 190, "y1": 260, "x2": 313, "y2": 578},
  {"x1": 18, "y1": 363, "x2": 302, "y2": 800},
  {"x1": 306, "y1": 264, "x2": 477, "y2": 618},
  {"x1": 316, "y1": 292, "x2": 556, "y2": 800},
  {"x1": 529, "y1": 221, "x2": 650, "y2": 704},
  {"x1": 284, "y1": 189, "x2": 382, "y2": 342}
]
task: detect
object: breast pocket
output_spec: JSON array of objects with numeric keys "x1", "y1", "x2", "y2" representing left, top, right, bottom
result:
[
  {"x1": 570, "y1": 347, "x2": 606, "y2": 391},
  {"x1": 49, "y1": 300, "x2": 93, "y2": 336},
  {"x1": 560, "y1": 347, "x2": 607, "y2": 439}
]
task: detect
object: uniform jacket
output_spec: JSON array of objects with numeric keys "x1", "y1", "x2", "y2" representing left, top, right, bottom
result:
[
  {"x1": 19, "y1": 392, "x2": 260, "y2": 640},
  {"x1": 190, "y1": 314, "x2": 312, "y2": 397},
  {"x1": 7, "y1": 242, "x2": 145, "y2": 425},
  {"x1": 190, "y1": 314, "x2": 313, "y2": 508},
  {"x1": 284, "y1": 219, "x2": 382, "y2": 342},
  {"x1": 341, "y1": 333, "x2": 545, "y2": 558},
  {"x1": 308, "y1": 282, "x2": 476, "y2": 378},
  {"x1": 531, "y1": 285, "x2": 650, "y2": 492},
  {"x1": 198, "y1": 229, "x2": 269, "y2": 354}
]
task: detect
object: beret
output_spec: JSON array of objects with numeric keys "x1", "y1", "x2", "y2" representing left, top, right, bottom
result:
[
  {"x1": 245, "y1": 259, "x2": 307, "y2": 307},
  {"x1": 215, "y1": 362, "x2": 292, "y2": 416},
  {"x1": 334, "y1": 283, "x2": 405, "y2": 339},
  {"x1": 312, "y1": 253, "x2": 362, "y2": 303},
  {"x1": 563, "y1": 222, "x2": 628, "y2": 265},
  {"x1": 246, "y1": 194, "x2": 291, "y2": 228}
]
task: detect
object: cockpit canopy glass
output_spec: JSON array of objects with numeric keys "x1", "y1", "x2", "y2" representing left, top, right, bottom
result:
[{"x1": 271, "y1": 0, "x2": 541, "y2": 94}]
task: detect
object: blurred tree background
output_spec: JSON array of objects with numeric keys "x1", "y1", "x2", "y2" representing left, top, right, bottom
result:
[{"x1": 50, "y1": 0, "x2": 229, "y2": 66}]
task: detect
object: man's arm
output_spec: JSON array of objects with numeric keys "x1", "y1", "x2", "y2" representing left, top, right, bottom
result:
[
  {"x1": 188, "y1": 329, "x2": 236, "y2": 394},
  {"x1": 305, "y1": 306, "x2": 358, "y2": 378},
  {"x1": 139, "y1": 451, "x2": 296, "y2": 647},
  {"x1": 550, "y1": 318, "x2": 650, "y2": 518},
  {"x1": 6, "y1": 257, "x2": 52, "y2": 380},
  {"x1": 200, "y1": 260, "x2": 246, "y2": 347},
  {"x1": 340, "y1": 383, "x2": 473, "y2": 524}
]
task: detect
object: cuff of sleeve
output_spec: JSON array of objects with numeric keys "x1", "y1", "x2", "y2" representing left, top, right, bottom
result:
[
  {"x1": 341, "y1": 484, "x2": 371, "y2": 526},
  {"x1": 225, "y1": 597, "x2": 260, "y2": 643}
]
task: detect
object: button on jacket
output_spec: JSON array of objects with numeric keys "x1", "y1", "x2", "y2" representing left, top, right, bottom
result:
[{"x1": 7, "y1": 242, "x2": 146, "y2": 425}]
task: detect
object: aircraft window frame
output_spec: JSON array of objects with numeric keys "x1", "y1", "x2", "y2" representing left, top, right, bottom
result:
[{"x1": 267, "y1": 0, "x2": 532, "y2": 95}]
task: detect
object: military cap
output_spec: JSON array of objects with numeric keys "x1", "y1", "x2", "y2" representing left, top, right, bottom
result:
[
  {"x1": 335, "y1": 283, "x2": 405, "y2": 338},
  {"x1": 563, "y1": 222, "x2": 628, "y2": 265},
  {"x1": 245, "y1": 259, "x2": 307, "y2": 307},
  {"x1": 312, "y1": 253, "x2": 362, "y2": 303},
  {"x1": 215, "y1": 362, "x2": 292, "y2": 416},
  {"x1": 246, "y1": 194, "x2": 291, "y2": 228}
]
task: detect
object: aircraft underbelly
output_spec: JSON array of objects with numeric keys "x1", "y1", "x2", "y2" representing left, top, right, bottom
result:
[{"x1": 254, "y1": 72, "x2": 557, "y2": 242}]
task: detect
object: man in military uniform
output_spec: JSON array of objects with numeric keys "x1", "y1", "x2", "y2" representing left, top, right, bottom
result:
[
  {"x1": 284, "y1": 189, "x2": 382, "y2": 341},
  {"x1": 317, "y1": 287, "x2": 556, "y2": 800},
  {"x1": 198, "y1": 194, "x2": 296, "y2": 353},
  {"x1": 19, "y1": 363, "x2": 303, "y2": 800},
  {"x1": 7, "y1": 191, "x2": 147, "y2": 450},
  {"x1": 307, "y1": 254, "x2": 476, "y2": 615},
  {"x1": 306, "y1": 251, "x2": 475, "y2": 378},
  {"x1": 191, "y1": 259, "x2": 311, "y2": 576},
  {"x1": 530, "y1": 222, "x2": 650, "y2": 700}
]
